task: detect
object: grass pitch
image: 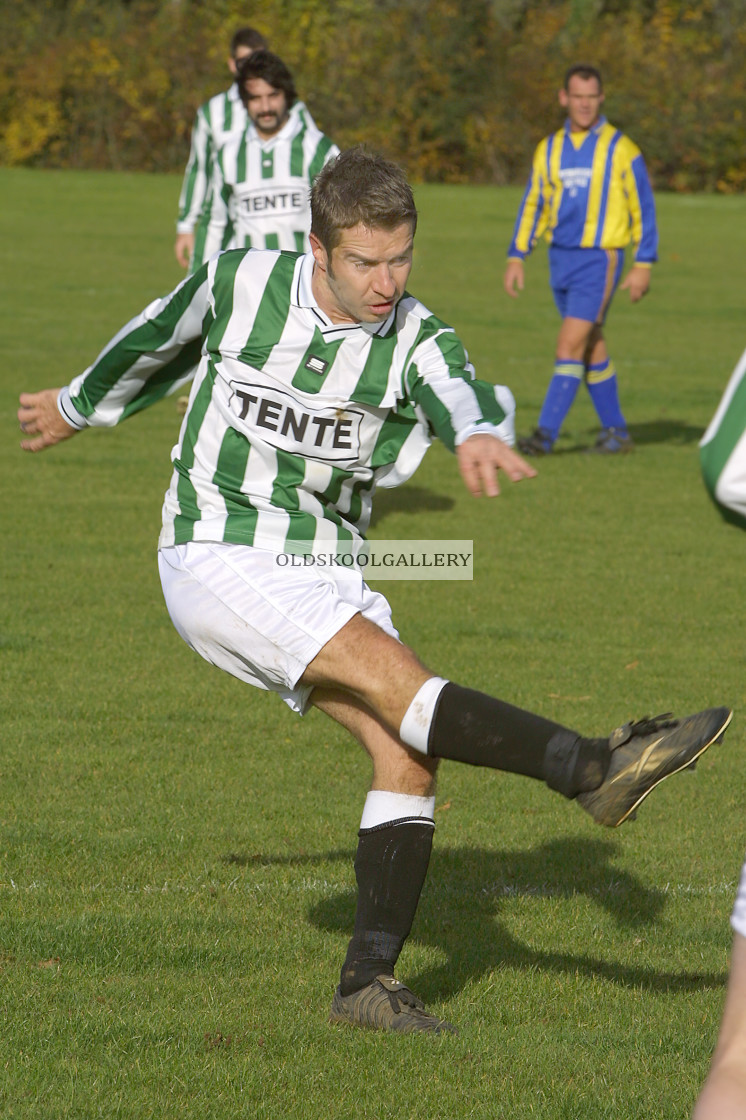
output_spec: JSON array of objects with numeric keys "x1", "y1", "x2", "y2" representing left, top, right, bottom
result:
[{"x1": 1, "y1": 168, "x2": 746, "y2": 1119}]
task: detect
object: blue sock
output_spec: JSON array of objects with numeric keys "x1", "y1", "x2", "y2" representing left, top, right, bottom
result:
[
  {"x1": 538, "y1": 361, "x2": 583, "y2": 441},
  {"x1": 586, "y1": 361, "x2": 627, "y2": 431}
]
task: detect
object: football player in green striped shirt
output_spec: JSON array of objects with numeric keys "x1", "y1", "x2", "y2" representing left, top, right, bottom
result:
[
  {"x1": 175, "y1": 32, "x2": 325, "y2": 271},
  {"x1": 20, "y1": 149, "x2": 731, "y2": 1035},
  {"x1": 700, "y1": 347, "x2": 746, "y2": 528},
  {"x1": 205, "y1": 50, "x2": 339, "y2": 257},
  {"x1": 175, "y1": 26, "x2": 267, "y2": 272}
]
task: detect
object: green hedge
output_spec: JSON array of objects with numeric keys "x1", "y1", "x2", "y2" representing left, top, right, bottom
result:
[{"x1": 2, "y1": 0, "x2": 744, "y2": 189}]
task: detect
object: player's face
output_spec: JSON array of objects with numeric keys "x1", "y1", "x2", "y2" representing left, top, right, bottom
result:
[
  {"x1": 310, "y1": 223, "x2": 415, "y2": 325},
  {"x1": 559, "y1": 75, "x2": 604, "y2": 132},
  {"x1": 244, "y1": 77, "x2": 289, "y2": 138}
]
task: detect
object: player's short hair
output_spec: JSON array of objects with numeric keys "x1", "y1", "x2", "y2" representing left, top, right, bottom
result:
[
  {"x1": 564, "y1": 64, "x2": 603, "y2": 91},
  {"x1": 230, "y1": 27, "x2": 267, "y2": 58},
  {"x1": 236, "y1": 49, "x2": 297, "y2": 109},
  {"x1": 310, "y1": 148, "x2": 418, "y2": 254}
]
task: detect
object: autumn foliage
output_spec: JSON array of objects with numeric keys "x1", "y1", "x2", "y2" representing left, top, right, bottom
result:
[{"x1": 2, "y1": 0, "x2": 745, "y2": 191}]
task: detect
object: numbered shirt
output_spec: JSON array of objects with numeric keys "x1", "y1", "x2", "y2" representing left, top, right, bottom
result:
[
  {"x1": 206, "y1": 109, "x2": 339, "y2": 254},
  {"x1": 60, "y1": 249, "x2": 510, "y2": 552}
]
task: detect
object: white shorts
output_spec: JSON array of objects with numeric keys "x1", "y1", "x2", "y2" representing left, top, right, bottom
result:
[
  {"x1": 731, "y1": 855, "x2": 746, "y2": 938},
  {"x1": 158, "y1": 542, "x2": 399, "y2": 714}
]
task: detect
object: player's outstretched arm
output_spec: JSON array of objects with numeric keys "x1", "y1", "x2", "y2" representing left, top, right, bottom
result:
[
  {"x1": 457, "y1": 433, "x2": 536, "y2": 498},
  {"x1": 18, "y1": 389, "x2": 79, "y2": 453}
]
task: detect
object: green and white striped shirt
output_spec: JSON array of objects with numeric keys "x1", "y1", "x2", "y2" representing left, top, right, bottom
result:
[
  {"x1": 700, "y1": 347, "x2": 746, "y2": 528},
  {"x1": 176, "y1": 91, "x2": 321, "y2": 268},
  {"x1": 206, "y1": 108, "x2": 338, "y2": 256},
  {"x1": 60, "y1": 249, "x2": 510, "y2": 551}
]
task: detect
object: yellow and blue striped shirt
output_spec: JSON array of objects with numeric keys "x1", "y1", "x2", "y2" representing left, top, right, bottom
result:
[{"x1": 508, "y1": 117, "x2": 657, "y2": 264}]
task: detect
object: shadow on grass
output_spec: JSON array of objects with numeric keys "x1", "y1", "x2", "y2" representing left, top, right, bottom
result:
[
  {"x1": 368, "y1": 484, "x2": 454, "y2": 527},
  {"x1": 544, "y1": 418, "x2": 705, "y2": 455},
  {"x1": 626, "y1": 419, "x2": 704, "y2": 447},
  {"x1": 406, "y1": 835, "x2": 726, "y2": 1003},
  {"x1": 226, "y1": 835, "x2": 725, "y2": 1000}
]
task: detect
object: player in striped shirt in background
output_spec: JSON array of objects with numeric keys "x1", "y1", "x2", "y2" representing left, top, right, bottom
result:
[
  {"x1": 175, "y1": 26, "x2": 266, "y2": 272},
  {"x1": 175, "y1": 30, "x2": 327, "y2": 272},
  {"x1": 504, "y1": 64, "x2": 658, "y2": 456},
  {"x1": 19, "y1": 149, "x2": 730, "y2": 1035},
  {"x1": 700, "y1": 347, "x2": 746, "y2": 528},
  {"x1": 205, "y1": 50, "x2": 339, "y2": 256}
]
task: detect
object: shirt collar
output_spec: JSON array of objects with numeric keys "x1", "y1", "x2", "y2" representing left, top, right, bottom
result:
[{"x1": 295, "y1": 253, "x2": 318, "y2": 309}]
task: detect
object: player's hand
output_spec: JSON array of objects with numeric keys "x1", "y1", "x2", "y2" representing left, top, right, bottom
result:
[
  {"x1": 18, "y1": 389, "x2": 79, "y2": 452},
  {"x1": 174, "y1": 232, "x2": 195, "y2": 270},
  {"x1": 620, "y1": 265, "x2": 651, "y2": 303},
  {"x1": 457, "y1": 434, "x2": 537, "y2": 498},
  {"x1": 503, "y1": 259, "x2": 525, "y2": 298}
]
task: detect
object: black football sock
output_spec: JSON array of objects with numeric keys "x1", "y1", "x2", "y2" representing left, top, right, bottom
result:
[
  {"x1": 427, "y1": 682, "x2": 609, "y2": 798},
  {"x1": 339, "y1": 818, "x2": 434, "y2": 997}
]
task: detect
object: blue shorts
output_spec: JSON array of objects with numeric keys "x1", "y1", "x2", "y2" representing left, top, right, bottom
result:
[{"x1": 548, "y1": 246, "x2": 624, "y2": 324}]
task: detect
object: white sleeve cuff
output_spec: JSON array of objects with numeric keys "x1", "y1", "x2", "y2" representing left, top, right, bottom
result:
[
  {"x1": 454, "y1": 422, "x2": 505, "y2": 446},
  {"x1": 454, "y1": 384, "x2": 516, "y2": 448},
  {"x1": 57, "y1": 387, "x2": 88, "y2": 430}
]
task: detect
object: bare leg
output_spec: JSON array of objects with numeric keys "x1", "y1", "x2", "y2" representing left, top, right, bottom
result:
[
  {"x1": 555, "y1": 316, "x2": 598, "y2": 363},
  {"x1": 692, "y1": 931, "x2": 746, "y2": 1119},
  {"x1": 303, "y1": 612, "x2": 598, "y2": 796},
  {"x1": 583, "y1": 324, "x2": 607, "y2": 368},
  {"x1": 302, "y1": 613, "x2": 730, "y2": 832},
  {"x1": 302, "y1": 613, "x2": 434, "y2": 737}
]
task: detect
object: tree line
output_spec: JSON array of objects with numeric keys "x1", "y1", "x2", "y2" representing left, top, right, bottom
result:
[{"x1": 2, "y1": 0, "x2": 745, "y2": 191}]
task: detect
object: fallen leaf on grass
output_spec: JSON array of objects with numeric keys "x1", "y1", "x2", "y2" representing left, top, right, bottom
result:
[
  {"x1": 204, "y1": 1031, "x2": 232, "y2": 1049},
  {"x1": 548, "y1": 694, "x2": 591, "y2": 701}
]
